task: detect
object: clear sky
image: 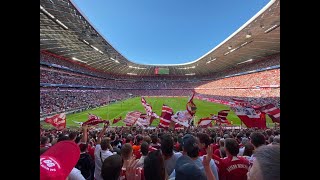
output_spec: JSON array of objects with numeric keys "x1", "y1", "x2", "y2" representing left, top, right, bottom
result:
[{"x1": 72, "y1": 0, "x2": 270, "y2": 65}]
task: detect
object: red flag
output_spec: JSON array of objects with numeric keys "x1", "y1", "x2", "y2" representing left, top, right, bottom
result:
[
  {"x1": 124, "y1": 111, "x2": 142, "y2": 126},
  {"x1": 231, "y1": 106, "x2": 266, "y2": 129},
  {"x1": 83, "y1": 114, "x2": 107, "y2": 126},
  {"x1": 44, "y1": 113, "x2": 66, "y2": 130},
  {"x1": 159, "y1": 104, "x2": 173, "y2": 129},
  {"x1": 255, "y1": 104, "x2": 280, "y2": 123},
  {"x1": 217, "y1": 110, "x2": 231, "y2": 124},
  {"x1": 135, "y1": 114, "x2": 151, "y2": 128},
  {"x1": 198, "y1": 117, "x2": 213, "y2": 127},
  {"x1": 174, "y1": 123, "x2": 183, "y2": 129},
  {"x1": 141, "y1": 97, "x2": 159, "y2": 118},
  {"x1": 186, "y1": 91, "x2": 197, "y2": 116},
  {"x1": 112, "y1": 116, "x2": 122, "y2": 124}
]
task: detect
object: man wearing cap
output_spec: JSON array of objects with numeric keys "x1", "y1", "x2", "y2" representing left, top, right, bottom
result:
[{"x1": 169, "y1": 134, "x2": 219, "y2": 180}]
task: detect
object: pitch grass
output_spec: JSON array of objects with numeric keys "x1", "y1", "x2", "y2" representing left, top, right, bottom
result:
[{"x1": 42, "y1": 97, "x2": 275, "y2": 128}]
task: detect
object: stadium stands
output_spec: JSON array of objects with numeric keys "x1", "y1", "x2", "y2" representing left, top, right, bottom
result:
[{"x1": 40, "y1": 52, "x2": 279, "y2": 117}]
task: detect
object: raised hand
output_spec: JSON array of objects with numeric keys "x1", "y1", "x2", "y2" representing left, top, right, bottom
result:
[{"x1": 126, "y1": 157, "x2": 141, "y2": 180}]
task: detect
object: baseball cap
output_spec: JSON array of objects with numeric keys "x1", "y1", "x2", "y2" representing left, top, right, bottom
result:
[
  {"x1": 182, "y1": 134, "x2": 199, "y2": 153},
  {"x1": 175, "y1": 155, "x2": 206, "y2": 180},
  {"x1": 40, "y1": 140, "x2": 80, "y2": 180}
]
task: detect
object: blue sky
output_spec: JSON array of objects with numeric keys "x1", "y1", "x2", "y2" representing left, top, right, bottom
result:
[{"x1": 72, "y1": 0, "x2": 270, "y2": 65}]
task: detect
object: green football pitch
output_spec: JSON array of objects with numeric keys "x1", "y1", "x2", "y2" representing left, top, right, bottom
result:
[{"x1": 46, "y1": 97, "x2": 274, "y2": 128}]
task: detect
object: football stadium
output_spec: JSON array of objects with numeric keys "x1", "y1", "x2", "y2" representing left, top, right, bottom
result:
[{"x1": 40, "y1": 0, "x2": 280, "y2": 180}]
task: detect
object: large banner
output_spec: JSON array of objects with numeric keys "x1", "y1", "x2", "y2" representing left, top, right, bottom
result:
[{"x1": 230, "y1": 106, "x2": 266, "y2": 129}]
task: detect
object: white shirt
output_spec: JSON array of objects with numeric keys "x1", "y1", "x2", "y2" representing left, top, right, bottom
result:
[
  {"x1": 94, "y1": 144, "x2": 113, "y2": 180},
  {"x1": 68, "y1": 167, "x2": 86, "y2": 180},
  {"x1": 164, "y1": 152, "x2": 182, "y2": 176},
  {"x1": 238, "y1": 147, "x2": 245, "y2": 156}
]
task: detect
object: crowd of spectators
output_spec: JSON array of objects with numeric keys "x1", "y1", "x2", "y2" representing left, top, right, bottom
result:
[
  {"x1": 40, "y1": 124, "x2": 280, "y2": 180},
  {"x1": 40, "y1": 67, "x2": 203, "y2": 89},
  {"x1": 198, "y1": 69, "x2": 279, "y2": 88},
  {"x1": 40, "y1": 51, "x2": 280, "y2": 116},
  {"x1": 40, "y1": 89, "x2": 129, "y2": 116},
  {"x1": 40, "y1": 52, "x2": 279, "y2": 82},
  {"x1": 40, "y1": 64, "x2": 279, "y2": 91}
]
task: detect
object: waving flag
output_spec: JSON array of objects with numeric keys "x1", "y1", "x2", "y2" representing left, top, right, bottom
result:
[
  {"x1": 44, "y1": 113, "x2": 66, "y2": 130},
  {"x1": 141, "y1": 97, "x2": 159, "y2": 118},
  {"x1": 83, "y1": 114, "x2": 108, "y2": 126},
  {"x1": 112, "y1": 116, "x2": 122, "y2": 124},
  {"x1": 255, "y1": 104, "x2": 280, "y2": 123},
  {"x1": 159, "y1": 104, "x2": 173, "y2": 129},
  {"x1": 170, "y1": 91, "x2": 197, "y2": 127},
  {"x1": 217, "y1": 110, "x2": 231, "y2": 124},
  {"x1": 135, "y1": 114, "x2": 151, "y2": 128},
  {"x1": 171, "y1": 110, "x2": 192, "y2": 127},
  {"x1": 124, "y1": 111, "x2": 142, "y2": 126},
  {"x1": 186, "y1": 91, "x2": 197, "y2": 116},
  {"x1": 198, "y1": 117, "x2": 214, "y2": 127},
  {"x1": 231, "y1": 106, "x2": 266, "y2": 129}
]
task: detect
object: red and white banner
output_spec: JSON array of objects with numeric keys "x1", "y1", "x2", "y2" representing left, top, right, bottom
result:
[
  {"x1": 44, "y1": 113, "x2": 66, "y2": 130},
  {"x1": 231, "y1": 106, "x2": 266, "y2": 129},
  {"x1": 159, "y1": 105, "x2": 173, "y2": 129},
  {"x1": 171, "y1": 110, "x2": 192, "y2": 127},
  {"x1": 255, "y1": 104, "x2": 280, "y2": 123},
  {"x1": 186, "y1": 91, "x2": 197, "y2": 116},
  {"x1": 124, "y1": 111, "x2": 142, "y2": 126},
  {"x1": 217, "y1": 110, "x2": 231, "y2": 124},
  {"x1": 198, "y1": 117, "x2": 213, "y2": 127},
  {"x1": 83, "y1": 114, "x2": 109, "y2": 126},
  {"x1": 135, "y1": 114, "x2": 153, "y2": 127},
  {"x1": 141, "y1": 97, "x2": 159, "y2": 118}
]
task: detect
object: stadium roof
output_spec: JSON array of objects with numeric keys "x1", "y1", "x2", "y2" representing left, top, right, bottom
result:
[{"x1": 40, "y1": 0, "x2": 279, "y2": 76}]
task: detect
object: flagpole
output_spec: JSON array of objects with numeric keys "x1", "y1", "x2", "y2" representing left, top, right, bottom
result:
[{"x1": 107, "y1": 94, "x2": 109, "y2": 120}]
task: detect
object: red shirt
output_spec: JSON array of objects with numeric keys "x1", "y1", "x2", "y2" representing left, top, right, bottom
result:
[
  {"x1": 198, "y1": 148, "x2": 207, "y2": 156},
  {"x1": 212, "y1": 143, "x2": 220, "y2": 152},
  {"x1": 132, "y1": 145, "x2": 141, "y2": 159},
  {"x1": 214, "y1": 149, "x2": 221, "y2": 157},
  {"x1": 219, "y1": 156, "x2": 250, "y2": 180},
  {"x1": 212, "y1": 154, "x2": 223, "y2": 174},
  {"x1": 87, "y1": 144, "x2": 95, "y2": 160}
]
